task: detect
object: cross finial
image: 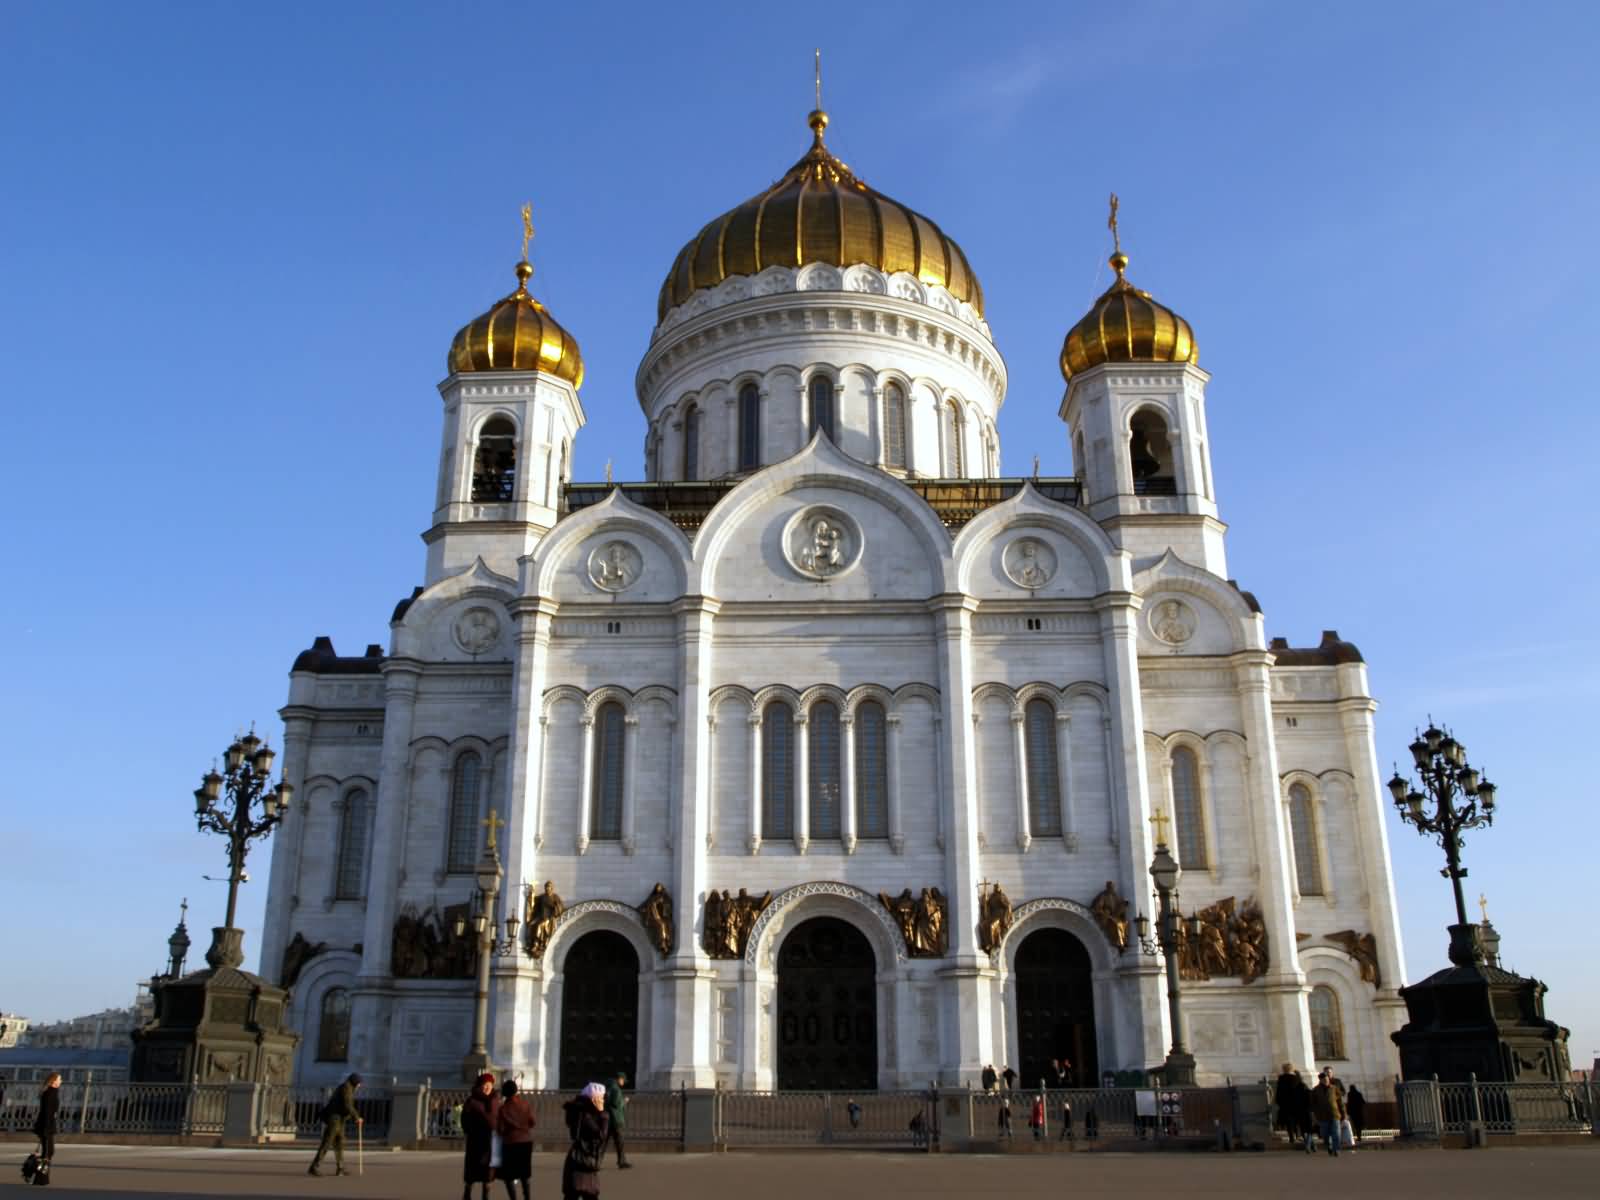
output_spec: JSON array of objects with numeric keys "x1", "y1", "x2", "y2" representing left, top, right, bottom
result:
[
  {"x1": 978, "y1": 878, "x2": 995, "y2": 895},
  {"x1": 482, "y1": 809, "x2": 506, "y2": 854},
  {"x1": 179, "y1": 897, "x2": 188, "y2": 924},
  {"x1": 1149, "y1": 808, "x2": 1171, "y2": 847},
  {"x1": 520, "y1": 202, "x2": 534, "y2": 262},
  {"x1": 1478, "y1": 892, "x2": 1489, "y2": 923},
  {"x1": 1108, "y1": 192, "x2": 1122, "y2": 255},
  {"x1": 815, "y1": 48, "x2": 822, "y2": 111}
]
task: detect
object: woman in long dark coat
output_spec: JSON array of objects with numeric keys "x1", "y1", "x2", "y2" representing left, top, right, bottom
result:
[
  {"x1": 497, "y1": 1079, "x2": 536, "y2": 1200},
  {"x1": 460, "y1": 1072, "x2": 500, "y2": 1200},
  {"x1": 562, "y1": 1083, "x2": 610, "y2": 1200},
  {"x1": 33, "y1": 1072, "x2": 61, "y2": 1166}
]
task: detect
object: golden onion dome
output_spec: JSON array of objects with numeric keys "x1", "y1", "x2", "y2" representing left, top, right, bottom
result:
[
  {"x1": 448, "y1": 259, "x2": 584, "y2": 387},
  {"x1": 658, "y1": 110, "x2": 984, "y2": 321},
  {"x1": 1060, "y1": 251, "x2": 1197, "y2": 381}
]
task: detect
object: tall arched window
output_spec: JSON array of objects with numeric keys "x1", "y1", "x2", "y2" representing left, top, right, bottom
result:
[
  {"x1": 883, "y1": 383, "x2": 907, "y2": 470},
  {"x1": 447, "y1": 752, "x2": 483, "y2": 872},
  {"x1": 1170, "y1": 747, "x2": 1207, "y2": 869},
  {"x1": 808, "y1": 376, "x2": 835, "y2": 443},
  {"x1": 471, "y1": 416, "x2": 517, "y2": 501},
  {"x1": 1309, "y1": 986, "x2": 1344, "y2": 1060},
  {"x1": 645, "y1": 432, "x2": 658, "y2": 481},
  {"x1": 591, "y1": 702, "x2": 626, "y2": 840},
  {"x1": 855, "y1": 701, "x2": 888, "y2": 839},
  {"x1": 762, "y1": 702, "x2": 794, "y2": 838},
  {"x1": 1024, "y1": 699, "x2": 1062, "y2": 836},
  {"x1": 334, "y1": 788, "x2": 369, "y2": 900},
  {"x1": 317, "y1": 989, "x2": 351, "y2": 1062},
  {"x1": 738, "y1": 383, "x2": 760, "y2": 470},
  {"x1": 1288, "y1": 783, "x2": 1323, "y2": 896},
  {"x1": 943, "y1": 399, "x2": 964, "y2": 475},
  {"x1": 809, "y1": 701, "x2": 842, "y2": 839},
  {"x1": 681, "y1": 404, "x2": 700, "y2": 479}
]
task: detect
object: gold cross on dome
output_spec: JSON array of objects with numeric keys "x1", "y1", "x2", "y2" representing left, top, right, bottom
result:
[
  {"x1": 482, "y1": 809, "x2": 506, "y2": 854},
  {"x1": 1478, "y1": 892, "x2": 1489, "y2": 923},
  {"x1": 1108, "y1": 192, "x2": 1122, "y2": 255},
  {"x1": 1149, "y1": 808, "x2": 1171, "y2": 847},
  {"x1": 520, "y1": 202, "x2": 534, "y2": 261},
  {"x1": 814, "y1": 48, "x2": 822, "y2": 111}
]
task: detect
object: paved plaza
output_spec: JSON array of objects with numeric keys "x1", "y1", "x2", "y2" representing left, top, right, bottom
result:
[{"x1": 2, "y1": 1143, "x2": 1596, "y2": 1199}]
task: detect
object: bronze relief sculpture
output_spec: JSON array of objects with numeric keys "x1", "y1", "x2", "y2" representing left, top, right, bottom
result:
[
  {"x1": 279, "y1": 931, "x2": 327, "y2": 988},
  {"x1": 879, "y1": 886, "x2": 948, "y2": 957},
  {"x1": 1328, "y1": 929, "x2": 1380, "y2": 987},
  {"x1": 391, "y1": 903, "x2": 474, "y2": 979},
  {"x1": 524, "y1": 880, "x2": 564, "y2": 959},
  {"x1": 702, "y1": 887, "x2": 772, "y2": 959},
  {"x1": 1175, "y1": 895, "x2": 1270, "y2": 984},
  {"x1": 639, "y1": 882, "x2": 674, "y2": 958}
]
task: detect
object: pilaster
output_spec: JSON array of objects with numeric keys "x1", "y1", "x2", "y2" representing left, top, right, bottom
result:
[{"x1": 260, "y1": 707, "x2": 314, "y2": 982}]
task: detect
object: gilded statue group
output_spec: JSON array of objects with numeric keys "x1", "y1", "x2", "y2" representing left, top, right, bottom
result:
[
  {"x1": 522, "y1": 879, "x2": 676, "y2": 960},
  {"x1": 390, "y1": 903, "x2": 475, "y2": 979},
  {"x1": 976, "y1": 882, "x2": 1013, "y2": 954},
  {"x1": 879, "y1": 887, "x2": 947, "y2": 957},
  {"x1": 702, "y1": 888, "x2": 774, "y2": 959},
  {"x1": 1176, "y1": 896, "x2": 1270, "y2": 984}
]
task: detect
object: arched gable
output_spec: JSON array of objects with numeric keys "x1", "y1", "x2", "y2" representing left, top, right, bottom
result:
[
  {"x1": 390, "y1": 557, "x2": 517, "y2": 660},
  {"x1": 529, "y1": 487, "x2": 692, "y2": 598},
  {"x1": 953, "y1": 481, "x2": 1125, "y2": 596}
]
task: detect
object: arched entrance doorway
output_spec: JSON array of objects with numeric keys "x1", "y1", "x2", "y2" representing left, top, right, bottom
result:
[
  {"x1": 776, "y1": 917, "x2": 877, "y2": 1090},
  {"x1": 559, "y1": 930, "x2": 639, "y2": 1089},
  {"x1": 1013, "y1": 927, "x2": 1097, "y2": 1089}
]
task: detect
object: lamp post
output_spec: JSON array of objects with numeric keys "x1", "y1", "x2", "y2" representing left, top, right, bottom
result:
[
  {"x1": 1386, "y1": 720, "x2": 1497, "y2": 966},
  {"x1": 1134, "y1": 811, "x2": 1199, "y2": 1087},
  {"x1": 192, "y1": 728, "x2": 293, "y2": 968},
  {"x1": 458, "y1": 811, "x2": 519, "y2": 1081}
]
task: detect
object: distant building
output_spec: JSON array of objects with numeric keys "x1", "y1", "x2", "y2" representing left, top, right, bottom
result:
[
  {"x1": 0, "y1": 1045, "x2": 129, "y2": 1088},
  {"x1": 0, "y1": 1015, "x2": 27, "y2": 1049},
  {"x1": 23, "y1": 987, "x2": 150, "y2": 1052}
]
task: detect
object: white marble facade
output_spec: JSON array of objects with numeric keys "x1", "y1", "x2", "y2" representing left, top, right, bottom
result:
[{"x1": 260, "y1": 158, "x2": 1409, "y2": 1096}]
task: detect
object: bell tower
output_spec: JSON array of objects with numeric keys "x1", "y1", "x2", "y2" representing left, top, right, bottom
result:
[{"x1": 1059, "y1": 198, "x2": 1224, "y2": 575}]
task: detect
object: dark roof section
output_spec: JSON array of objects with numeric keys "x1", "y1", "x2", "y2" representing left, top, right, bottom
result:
[
  {"x1": 1269, "y1": 629, "x2": 1364, "y2": 666},
  {"x1": 392, "y1": 586, "x2": 425, "y2": 623},
  {"x1": 1227, "y1": 579, "x2": 1262, "y2": 613},
  {"x1": 563, "y1": 477, "x2": 1083, "y2": 534},
  {"x1": 290, "y1": 636, "x2": 386, "y2": 675}
]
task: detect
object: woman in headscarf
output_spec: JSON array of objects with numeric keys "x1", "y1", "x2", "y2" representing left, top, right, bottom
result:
[
  {"x1": 497, "y1": 1078, "x2": 535, "y2": 1200},
  {"x1": 561, "y1": 1082, "x2": 610, "y2": 1200},
  {"x1": 460, "y1": 1072, "x2": 500, "y2": 1200}
]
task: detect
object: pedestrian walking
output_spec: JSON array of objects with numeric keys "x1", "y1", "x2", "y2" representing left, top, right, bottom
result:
[
  {"x1": 306, "y1": 1072, "x2": 363, "y2": 1177},
  {"x1": 1346, "y1": 1084, "x2": 1367, "y2": 1144},
  {"x1": 497, "y1": 1079, "x2": 535, "y2": 1200},
  {"x1": 1058, "y1": 1094, "x2": 1073, "y2": 1141},
  {"x1": 31, "y1": 1072, "x2": 61, "y2": 1181},
  {"x1": 1309, "y1": 1069, "x2": 1345, "y2": 1157},
  {"x1": 1333, "y1": 1077, "x2": 1356, "y2": 1151},
  {"x1": 846, "y1": 1099, "x2": 862, "y2": 1129},
  {"x1": 1273, "y1": 1063, "x2": 1309, "y2": 1150},
  {"x1": 1029, "y1": 1093, "x2": 1045, "y2": 1140},
  {"x1": 980, "y1": 1064, "x2": 997, "y2": 1092},
  {"x1": 460, "y1": 1072, "x2": 501, "y2": 1200},
  {"x1": 562, "y1": 1083, "x2": 610, "y2": 1200},
  {"x1": 602, "y1": 1069, "x2": 632, "y2": 1168},
  {"x1": 997, "y1": 1094, "x2": 1013, "y2": 1139},
  {"x1": 1001, "y1": 1065, "x2": 1017, "y2": 1091}
]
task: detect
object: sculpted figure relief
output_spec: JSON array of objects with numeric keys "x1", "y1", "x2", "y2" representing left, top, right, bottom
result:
[
  {"x1": 800, "y1": 518, "x2": 845, "y2": 575},
  {"x1": 702, "y1": 887, "x2": 771, "y2": 959},
  {"x1": 879, "y1": 886, "x2": 948, "y2": 957},
  {"x1": 1328, "y1": 930, "x2": 1380, "y2": 987},
  {"x1": 1152, "y1": 599, "x2": 1195, "y2": 645},
  {"x1": 977, "y1": 882, "x2": 1013, "y2": 954},
  {"x1": 1090, "y1": 880, "x2": 1130, "y2": 953},
  {"x1": 524, "y1": 880, "x2": 565, "y2": 959},
  {"x1": 391, "y1": 903, "x2": 474, "y2": 980},
  {"x1": 279, "y1": 931, "x2": 327, "y2": 988},
  {"x1": 1175, "y1": 895, "x2": 1270, "y2": 984},
  {"x1": 639, "y1": 882, "x2": 674, "y2": 958}
]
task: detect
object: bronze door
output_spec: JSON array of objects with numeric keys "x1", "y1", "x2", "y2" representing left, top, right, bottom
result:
[
  {"x1": 776, "y1": 917, "x2": 878, "y2": 1091},
  {"x1": 559, "y1": 931, "x2": 639, "y2": 1089},
  {"x1": 1013, "y1": 928, "x2": 1097, "y2": 1089}
]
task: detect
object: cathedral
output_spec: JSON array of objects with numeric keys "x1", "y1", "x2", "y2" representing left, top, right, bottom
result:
[{"x1": 260, "y1": 103, "x2": 1408, "y2": 1094}]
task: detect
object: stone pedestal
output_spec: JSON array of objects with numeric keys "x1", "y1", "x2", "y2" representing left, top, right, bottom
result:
[
  {"x1": 1390, "y1": 924, "x2": 1570, "y2": 1083},
  {"x1": 130, "y1": 927, "x2": 300, "y2": 1085}
]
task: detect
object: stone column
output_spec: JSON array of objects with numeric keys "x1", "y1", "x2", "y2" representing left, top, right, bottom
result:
[
  {"x1": 576, "y1": 715, "x2": 595, "y2": 854},
  {"x1": 662, "y1": 595, "x2": 720, "y2": 1087},
  {"x1": 841, "y1": 712, "x2": 858, "y2": 854},
  {"x1": 794, "y1": 713, "x2": 810, "y2": 854},
  {"x1": 747, "y1": 713, "x2": 762, "y2": 854},
  {"x1": 621, "y1": 714, "x2": 641, "y2": 854},
  {"x1": 928, "y1": 594, "x2": 993, "y2": 1083},
  {"x1": 886, "y1": 713, "x2": 905, "y2": 854},
  {"x1": 1055, "y1": 711, "x2": 1077, "y2": 851},
  {"x1": 1011, "y1": 710, "x2": 1032, "y2": 851},
  {"x1": 1101, "y1": 716, "x2": 1119, "y2": 846},
  {"x1": 1233, "y1": 649, "x2": 1314, "y2": 1071},
  {"x1": 260, "y1": 706, "x2": 314, "y2": 983}
]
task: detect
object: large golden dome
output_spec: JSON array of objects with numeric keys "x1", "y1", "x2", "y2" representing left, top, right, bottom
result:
[
  {"x1": 1060, "y1": 251, "x2": 1197, "y2": 381},
  {"x1": 658, "y1": 111, "x2": 984, "y2": 321},
  {"x1": 448, "y1": 260, "x2": 584, "y2": 387}
]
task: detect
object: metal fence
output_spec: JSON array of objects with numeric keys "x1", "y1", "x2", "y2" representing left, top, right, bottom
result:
[
  {"x1": 424, "y1": 1088, "x2": 683, "y2": 1144},
  {"x1": 0, "y1": 1081, "x2": 228, "y2": 1137},
  {"x1": 262, "y1": 1085, "x2": 392, "y2": 1140},
  {"x1": 716, "y1": 1090, "x2": 934, "y2": 1147},
  {"x1": 1397, "y1": 1077, "x2": 1595, "y2": 1137},
  {"x1": 970, "y1": 1086, "x2": 1234, "y2": 1142}
]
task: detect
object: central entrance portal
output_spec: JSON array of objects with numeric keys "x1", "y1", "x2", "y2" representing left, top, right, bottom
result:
[
  {"x1": 559, "y1": 930, "x2": 639, "y2": 1089},
  {"x1": 776, "y1": 917, "x2": 877, "y2": 1090},
  {"x1": 1013, "y1": 927, "x2": 1097, "y2": 1089}
]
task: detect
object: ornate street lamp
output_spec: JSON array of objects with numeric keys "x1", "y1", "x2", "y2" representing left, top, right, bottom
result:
[
  {"x1": 1134, "y1": 811, "x2": 1198, "y2": 1087},
  {"x1": 458, "y1": 810, "x2": 518, "y2": 1081},
  {"x1": 192, "y1": 727, "x2": 293, "y2": 968},
  {"x1": 1386, "y1": 719, "x2": 1497, "y2": 966}
]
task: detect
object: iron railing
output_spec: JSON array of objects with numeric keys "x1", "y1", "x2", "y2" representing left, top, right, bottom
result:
[
  {"x1": 261, "y1": 1085, "x2": 391, "y2": 1140},
  {"x1": 0, "y1": 1081, "x2": 228, "y2": 1136},
  {"x1": 715, "y1": 1089, "x2": 935, "y2": 1147},
  {"x1": 1397, "y1": 1077, "x2": 1594, "y2": 1137},
  {"x1": 425, "y1": 1088, "x2": 683, "y2": 1143}
]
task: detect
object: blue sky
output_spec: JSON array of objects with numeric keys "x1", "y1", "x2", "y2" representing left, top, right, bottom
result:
[{"x1": 2, "y1": 2, "x2": 1596, "y2": 1068}]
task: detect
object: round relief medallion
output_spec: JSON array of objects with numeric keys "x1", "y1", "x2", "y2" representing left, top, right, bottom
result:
[
  {"x1": 782, "y1": 506, "x2": 863, "y2": 581},
  {"x1": 587, "y1": 540, "x2": 643, "y2": 592},
  {"x1": 453, "y1": 607, "x2": 501, "y2": 655},
  {"x1": 1002, "y1": 537, "x2": 1057, "y2": 589},
  {"x1": 1148, "y1": 597, "x2": 1196, "y2": 646}
]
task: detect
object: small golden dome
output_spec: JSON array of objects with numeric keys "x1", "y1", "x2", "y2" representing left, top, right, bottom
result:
[
  {"x1": 1060, "y1": 251, "x2": 1197, "y2": 381},
  {"x1": 448, "y1": 259, "x2": 584, "y2": 387},
  {"x1": 658, "y1": 111, "x2": 984, "y2": 321}
]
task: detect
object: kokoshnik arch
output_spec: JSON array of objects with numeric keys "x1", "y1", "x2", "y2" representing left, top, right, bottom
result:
[{"x1": 260, "y1": 102, "x2": 1408, "y2": 1092}]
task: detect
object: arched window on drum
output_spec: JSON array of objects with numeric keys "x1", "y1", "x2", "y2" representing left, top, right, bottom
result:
[
  {"x1": 682, "y1": 404, "x2": 701, "y2": 479},
  {"x1": 943, "y1": 399, "x2": 964, "y2": 475},
  {"x1": 808, "y1": 376, "x2": 836, "y2": 443},
  {"x1": 883, "y1": 383, "x2": 907, "y2": 470},
  {"x1": 738, "y1": 383, "x2": 761, "y2": 470}
]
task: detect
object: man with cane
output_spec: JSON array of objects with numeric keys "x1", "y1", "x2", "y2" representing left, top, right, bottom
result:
[{"x1": 308, "y1": 1072, "x2": 364, "y2": 1177}]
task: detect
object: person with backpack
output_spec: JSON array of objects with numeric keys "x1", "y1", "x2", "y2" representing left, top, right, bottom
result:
[
  {"x1": 562, "y1": 1083, "x2": 610, "y2": 1200},
  {"x1": 306, "y1": 1072, "x2": 362, "y2": 1177}
]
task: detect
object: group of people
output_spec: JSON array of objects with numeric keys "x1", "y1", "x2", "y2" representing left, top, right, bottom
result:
[
  {"x1": 309, "y1": 1067, "x2": 633, "y2": 1198},
  {"x1": 1273, "y1": 1063, "x2": 1366, "y2": 1157}
]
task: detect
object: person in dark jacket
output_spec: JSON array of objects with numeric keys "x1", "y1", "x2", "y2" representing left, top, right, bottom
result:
[
  {"x1": 1273, "y1": 1063, "x2": 1307, "y2": 1148},
  {"x1": 1346, "y1": 1084, "x2": 1367, "y2": 1143},
  {"x1": 307, "y1": 1072, "x2": 363, "y2": 1176},
  {"x1": 460, "y1": 1073, "x2": 501, "y2": 1200},
  {"x1": 563, "y1": 1083, "x2": 610, "y2": 1200},
  {"x1": 497, "y1": 1079, "x2": 536, "y2": 1200},
  {"x1": 601, "y1": 1070, "x2": 632, "y2": 1168},
  {"x1": 33, "y1": 1073, "x2": 61, "y2": 1168}
]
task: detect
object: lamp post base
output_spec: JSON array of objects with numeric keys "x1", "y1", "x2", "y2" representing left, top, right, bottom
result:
[
  {"x1": 461, "y1": 1050, "x2": 497, "y2": 1084},
  {"x1": 1161, "y1": 1050, "x2": 1197, "y2": 1087}
]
